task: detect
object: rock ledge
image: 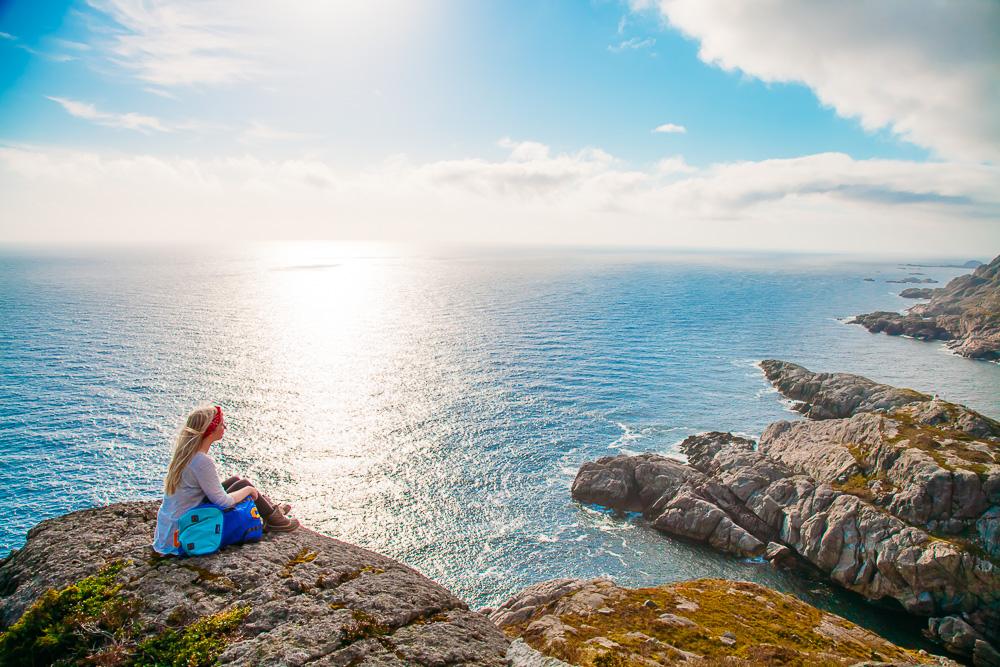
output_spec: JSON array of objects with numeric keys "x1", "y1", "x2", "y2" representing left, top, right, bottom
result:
[{"x1": 0, "y1": 502, "x2": 508, "y2": 666}]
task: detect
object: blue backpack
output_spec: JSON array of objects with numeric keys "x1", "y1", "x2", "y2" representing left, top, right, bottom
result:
[{"x1": 177, "y1": 497, "x2": 264, "y2": 556}]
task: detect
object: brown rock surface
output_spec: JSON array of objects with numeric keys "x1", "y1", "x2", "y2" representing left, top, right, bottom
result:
[
  {"x1": 492, "y1": 578, "x2": 959, "y2": 666},
  {"x1": 0, "y1": 502, "x2": 509, "y2": 666}
]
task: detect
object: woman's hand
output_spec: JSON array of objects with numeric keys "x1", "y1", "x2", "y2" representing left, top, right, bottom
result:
[{"x1": 229, "y1": 485, "x2": 260, "y2": 505}]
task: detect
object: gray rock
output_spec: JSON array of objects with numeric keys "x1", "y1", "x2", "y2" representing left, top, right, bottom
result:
[
  {"x1": 900, "y1": 288, "x2": 938, "y2": 299},
  {"x1": 759, "y1": 359, "x2": 931, "y2": 419},
  {"x1": 571, "y1": 429, "x2": 1000, "y2": 652},
  {"x1": 978, "y1": 507, "x2": 1000, "y2": 559},
  {"x1": 765, "y1": 541, "x2": 793, "y2": 562},
  {"x1": 928, "y1": 615, "x2": 983, "y2": 655},
  {"x1": 0, "y1": 502, "x2": 509, "y2": 666},
  {"x1": 506, "y1": 639, "x2": 574, "y2": 667},
  {"x1": 655, "y1": 613, "x2": 696, "y2": 628}
]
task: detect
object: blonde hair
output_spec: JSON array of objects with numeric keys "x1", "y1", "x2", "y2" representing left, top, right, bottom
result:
[{"x1": 164, "y1": 405, "x2": 218, "y2": 495}]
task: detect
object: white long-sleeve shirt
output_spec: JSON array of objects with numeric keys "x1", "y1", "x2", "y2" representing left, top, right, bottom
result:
[{"x1": 152, "y1": 452, "x2": 235, "y2": 555}]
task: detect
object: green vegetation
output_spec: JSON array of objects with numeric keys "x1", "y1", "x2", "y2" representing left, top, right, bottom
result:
[
  {"x1": 506, "y1": 579, "x2": 930, "y2": 667},
  {"x1": 832, "y1": 474, "x2": 873, "y2": 501},
  {"x1": 884, "y1": 409, "x2": 998, "y2": 477},
  {"x1": 134, "y1": 605, "x2": 250, "y2": 667},
  {"x1": 0, "y1": 561, "x2": 140, "y2": 666},
  {"x1": 0, "y1": 562, "x2": 251, "y2": 667}
]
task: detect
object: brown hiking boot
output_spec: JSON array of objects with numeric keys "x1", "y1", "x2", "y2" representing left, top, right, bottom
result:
[{"x1": 265, "y1": 510, "x2": 300, "y2": 532}]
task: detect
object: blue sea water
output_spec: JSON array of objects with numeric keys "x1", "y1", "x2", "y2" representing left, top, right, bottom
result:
[{"x1": 1, "y1": 243, "x2": 998, "y2": 650}]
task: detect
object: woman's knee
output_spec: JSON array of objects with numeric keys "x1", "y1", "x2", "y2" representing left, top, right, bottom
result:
[{"x1": 226, "y1": 478, "x2": 253, "y2": 492}]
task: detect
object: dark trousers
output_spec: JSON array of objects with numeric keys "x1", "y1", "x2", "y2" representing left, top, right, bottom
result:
[{"x1": 222, "y1": 475, "x2": 277, "y2": 520}]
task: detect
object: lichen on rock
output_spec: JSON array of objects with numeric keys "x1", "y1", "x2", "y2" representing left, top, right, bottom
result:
[{"x1": 492, "y1": 578, "x2": 959, "y2": 666}]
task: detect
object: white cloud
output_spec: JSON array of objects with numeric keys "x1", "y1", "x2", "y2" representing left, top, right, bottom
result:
[
  {"x1": 638, "y1": 0, "x2": 1000, "y2": 161},
  {"x1": 85, "y1": 0, "x2": 434, "y2": 87},
  {"x1": 47, "y1": 96, "x2": 170, "y2": 133},
  {"x1": 0, "y1": 32, "x2": 78, "y2": 61},
  {"x1": 142, "y1": 87, "x2": 177, "y2": 100},
  {"x1": 653, "y1": 123, "x2": 686, "y2": 134},
  {"x1": 1, "y1": 142, "x2": 997, "y2": 254},
  {"x1": 609, "y1": 37, "x2": 656, "y2": 53},
  {"x1": 655, "y1": 155, "x2": 695, "y2": 174},
  {"x1": 240, "y1": 122, "x2": 312, "y2": 145},
  {"x1": 52, "y1": 38, "x2": 92, "y2": 51}
]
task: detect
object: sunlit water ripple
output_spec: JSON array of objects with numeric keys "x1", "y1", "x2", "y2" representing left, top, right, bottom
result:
[{"x1": 1, "y1": 243, "x2": 997, "y2": 652}]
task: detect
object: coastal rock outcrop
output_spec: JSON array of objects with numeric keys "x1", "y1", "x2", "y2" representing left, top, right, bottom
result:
[
  {"x1": 572, "y1": 362, "x2": 1000, "y2": 662},
  {"x1": 0, "y1": 502, "x2": 509, "y2": 666},
  {"x1": 759, "y1": 359, "x2": 932, "y2": 419},
  {"x1": 901, "y1": 288, "x2": 938, "y2": 299},
  {"x1": 851, "y1": 253, "x2": 1000, "y2": 361},
  {"x1": 491, "y1": 577, "x2": 959, "y2": 666}
]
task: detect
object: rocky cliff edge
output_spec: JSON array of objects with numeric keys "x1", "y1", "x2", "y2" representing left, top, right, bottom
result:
[{"x1": 0, "y1": 502, "x2": 509, "y2": 666}]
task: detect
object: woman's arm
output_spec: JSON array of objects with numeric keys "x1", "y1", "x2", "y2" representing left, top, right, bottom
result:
[
  {"x1": 227, "y1": 485, "x2": 259, "y2": 505},
  {"x1": 189, "y1": 455, "x2": 255, "y2": 507}
]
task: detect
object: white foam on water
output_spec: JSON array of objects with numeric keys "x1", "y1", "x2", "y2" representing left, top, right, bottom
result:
[{"x1": 754, "y1": 384, "x2": 780, "y2": 399}]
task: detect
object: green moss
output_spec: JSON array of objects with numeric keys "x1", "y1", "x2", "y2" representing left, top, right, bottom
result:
[
  {"x1": 134, "y1": 605, "x2": 250, "y2": 667},
  {"x1": 0, "y1": 561, "x2": 141, "y2": 666},
  {"x1": 832, "y1": 474, "x2": 873, "y2": 501},
  {"x1": 884, "y1": 410, "x2": 998, "y2": 475},
  {"x1": 845, "y1": 444, "x2": 867, "y2": 466},
  {"x1": 966, "y1": 463, "x2": 989, "y2": 477},
  {"x1": 0, "y1": 561, "x2": 252, "y2": 667},
  {"x1": 593, "y1": 653, "x2": 631, "y2": 667}
]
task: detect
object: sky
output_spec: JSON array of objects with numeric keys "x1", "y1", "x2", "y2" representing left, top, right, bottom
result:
[{"x1": 0, "y1": 0, "x2": 998, "y2": 255}]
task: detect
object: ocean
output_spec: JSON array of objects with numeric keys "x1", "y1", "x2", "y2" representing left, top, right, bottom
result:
[{"x1": 1, "y1": 243, "x2": 997, "y2": 650}]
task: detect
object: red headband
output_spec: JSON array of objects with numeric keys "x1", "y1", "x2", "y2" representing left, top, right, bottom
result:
[{"x1": 203, "y1": 406, "x2": 223, "y2": 440}]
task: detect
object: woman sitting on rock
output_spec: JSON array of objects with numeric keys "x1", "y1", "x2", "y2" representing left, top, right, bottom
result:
[{"x1": 152, "y1": 405, "x2": 299, "y2": 555}]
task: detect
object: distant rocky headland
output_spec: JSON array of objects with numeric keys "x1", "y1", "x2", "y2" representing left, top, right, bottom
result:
[
  {"x1": 903, "y1": 261, "x2": 985, "y2": 270},
  {"x1": 851, "y1": 253, "x2": 1000, "y2": 361},
  {"x1": 572, "y1": 360, "x2": 1000, "y2": 665}
]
